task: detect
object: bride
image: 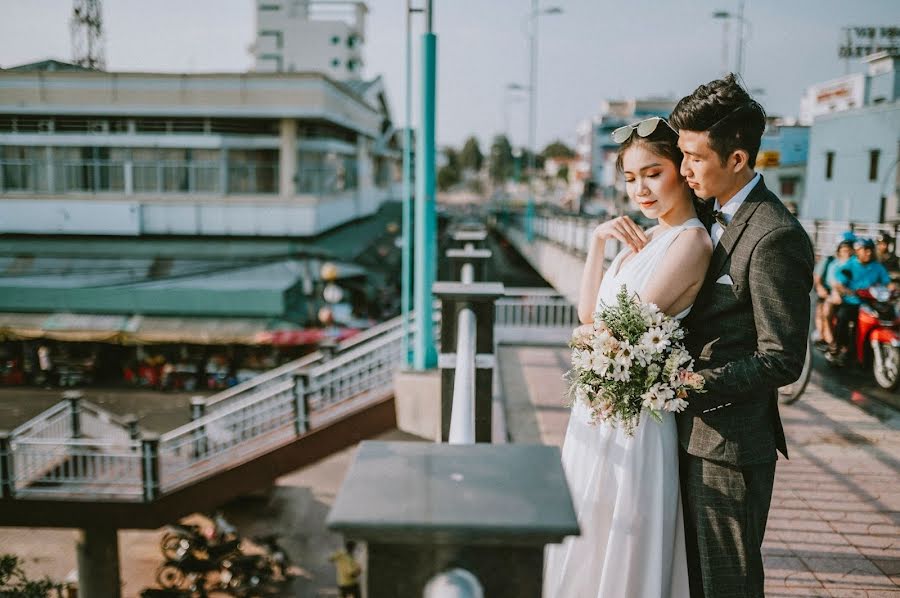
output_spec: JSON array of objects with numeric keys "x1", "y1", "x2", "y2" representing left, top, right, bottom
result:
[{"x1": 543, "y1": 117, "x2": 712, "y2": 598}]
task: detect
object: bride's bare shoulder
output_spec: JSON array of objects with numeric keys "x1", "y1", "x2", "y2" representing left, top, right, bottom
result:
[{"x1": 662, "y1": 227, "x2": 713, "y2": 270}]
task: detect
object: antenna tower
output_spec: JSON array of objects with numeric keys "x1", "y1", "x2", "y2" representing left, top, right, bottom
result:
[{"x1": 71, "y1": 0, "x2": 105, "y2": 69}]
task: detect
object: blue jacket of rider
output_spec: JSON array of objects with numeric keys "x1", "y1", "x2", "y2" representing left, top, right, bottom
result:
[{"x1": 835, "y1": 256, "x2": 891, "y2": 305}]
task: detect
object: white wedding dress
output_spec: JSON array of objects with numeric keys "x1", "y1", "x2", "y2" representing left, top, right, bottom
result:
[{"x1": 543, "y1": 218, "x2": 704, "y2": 598}]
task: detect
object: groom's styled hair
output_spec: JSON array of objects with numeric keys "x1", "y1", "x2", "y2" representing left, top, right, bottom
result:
[{"x1": 669, "y1": 74, "x2": 766, "y2": 167}]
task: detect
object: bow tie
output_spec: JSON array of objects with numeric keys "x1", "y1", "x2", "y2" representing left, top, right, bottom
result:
[{"x1": 712, "y1": 210, "x2": 729, "y2": 228}]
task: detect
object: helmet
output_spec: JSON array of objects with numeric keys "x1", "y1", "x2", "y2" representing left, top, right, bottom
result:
[
  {"x1": 855, "y1": 238, "x2": 876, "y2": 250},
  {"x1": 841, "y1": 230, "x2": 858, "y2": 243}
]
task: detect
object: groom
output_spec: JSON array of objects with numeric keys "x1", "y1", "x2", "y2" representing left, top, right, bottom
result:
[{"x1": 672, "y1": 75, "x2": 814, "y2": 597}]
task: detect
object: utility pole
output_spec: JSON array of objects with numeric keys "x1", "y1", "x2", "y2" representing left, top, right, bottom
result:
[{"x1": 71, "y1": 0, "x2": 106, "y2": 70}]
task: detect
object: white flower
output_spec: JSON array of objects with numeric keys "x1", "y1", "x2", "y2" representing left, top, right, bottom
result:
[
  {"x1": 640, "y1": 326, "x2": 671, "y2": 355},
  {"x1": 641, "y1": 383, "x2": 674, "y2": 411},
  {"x1": 610, "y1": 363, "x2": 630, "y2": 382},
  {"x1": 614, "y1": 340, "x2": 634, "y2": 369},
  {"x1": 664, "y1": 397, "x2": 689, "y2": 413},
  {"x1": 590, "y1": 352, "x2": 611, "y2": 376},
  {"x1": 572, "y1": 349, "x2": 591, "y2": 371},
  {"x1": 631, "y1": 343, "x2": 653, "y2": 367}
]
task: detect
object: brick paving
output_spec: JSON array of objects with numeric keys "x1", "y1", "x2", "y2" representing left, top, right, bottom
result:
[{"x1": 499, "y1": 345, "x2": 900, "y2": 597}]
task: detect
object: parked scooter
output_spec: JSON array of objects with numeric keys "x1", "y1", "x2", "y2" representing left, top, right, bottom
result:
[
  {"x1": 160, "y1": 513, "x2": 241, "y2": 561},
  {"x1": 826, "y1": 286, "x2": 900, "y2": 389}
]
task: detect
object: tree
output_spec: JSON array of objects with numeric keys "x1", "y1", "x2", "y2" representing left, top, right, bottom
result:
[
  {"x1": 437, "y1": 163, "x2": 461, "y2": 191},
  {"x1": 438, "y1": 147, "x2": 462, "y2": 191},
  {"x1": 459, "y1": 136, "x2": 484, "y2": 172},
  {"x1": 541, "y1": 140, "x2": 576, "y2": 160},
  {"x1": 488, "y1": 135, "x2": 514, "y2": 183},
  {"x1": 0, "y1": 555, "x2": 61, "y2": 598}
]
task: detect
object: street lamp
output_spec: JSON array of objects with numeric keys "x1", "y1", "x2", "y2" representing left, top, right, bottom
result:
[
  {"x1": 712, "y1": 0, "x2": 749, "y2": 77},
  {"x1": 524, "y1": 3, "x2": 563, "y2": 242},
  {"x1": 502, "y1": 82, "x2": 527, "y2": 143}
]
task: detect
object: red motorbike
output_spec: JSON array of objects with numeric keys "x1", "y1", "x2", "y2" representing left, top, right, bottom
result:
[{"x1": 830, "y1": 286, "x2": 900, "y2": 390}]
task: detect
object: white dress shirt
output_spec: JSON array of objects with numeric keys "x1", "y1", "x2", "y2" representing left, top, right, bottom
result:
[{"x1": 710, "y1": 172, "x2": 761, "y2": 247}]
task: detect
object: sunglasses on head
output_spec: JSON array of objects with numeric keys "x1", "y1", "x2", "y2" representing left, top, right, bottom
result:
[{"x1": 611, "y1": 117, "x2": 677, "y2": 144}]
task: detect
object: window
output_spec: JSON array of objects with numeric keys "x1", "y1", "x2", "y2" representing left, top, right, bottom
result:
[
  {"x1": 825, "y1": 151, "x2": 834, "y2": 180},
  {"x1": 347, "y1": 35, "x2": 357, "y2": 48},
  {"x1": 331, "y1": 58, "x2": 340, "y2": 67},
  {"x1": 331, "y1": 36, "x2": 340, "y2": 45},
  {"x1": 260, "y1": 4, "x2": 280, "y2": 10},
  {"x1": 259, "y1": 30, "x2": 283, "y2": 50},
  {"x1": 780, "y1": 178, "x2": 797, "y2": 197},
  {"x1": 347, "y1": 59, "x2": 356, "y2": 72},
  {"x1": 870, "y1": 149, "x2": 880, "y2": 182}
]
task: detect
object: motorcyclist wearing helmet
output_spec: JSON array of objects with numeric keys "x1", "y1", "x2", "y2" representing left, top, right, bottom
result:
[
  {"x1": 814, "y1": 237, "x2": 855, "y2": 349},
  {"x1": 829, "y1": 238, "x2": 892, "y2": 362},
  {"x1": 875, "y1": 232, "x2": 900, "y2": 275}
]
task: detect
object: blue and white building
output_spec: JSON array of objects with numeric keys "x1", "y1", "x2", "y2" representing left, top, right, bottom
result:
[{"x1": 804, "y1": 52, "x2": 900, "y2": 223}]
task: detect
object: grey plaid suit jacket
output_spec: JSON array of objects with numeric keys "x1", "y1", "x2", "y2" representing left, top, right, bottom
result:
[{"x1": 678, "y1": 176, "x2": 814, "y2": 466}]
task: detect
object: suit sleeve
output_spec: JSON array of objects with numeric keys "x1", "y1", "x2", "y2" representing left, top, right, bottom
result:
[{"x1": 691, "y1": 225, "x2": 814, "y2": 404}]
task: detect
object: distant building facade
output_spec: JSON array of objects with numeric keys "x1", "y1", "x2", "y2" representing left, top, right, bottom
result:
[
  {"x1": 804, "y1": 52, "x2": 900, "y2": 223},
  {"x1": 0, "y1": 64, "x2": 400, "y2": 236},
  {"x1": 757, "y1": 120, "x2": 810, "y2": 214},
  {"x1": 253, "y1": 0, "x2": 367, "y2": 79}
]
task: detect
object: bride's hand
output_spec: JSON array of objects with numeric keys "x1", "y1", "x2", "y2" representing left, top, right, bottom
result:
[
  {"x1": 572, "y1": 323, "x2": 594, "y2": 341},
  {"x1": 592, "y1": 216, "x2": 648, "y2": 253}
]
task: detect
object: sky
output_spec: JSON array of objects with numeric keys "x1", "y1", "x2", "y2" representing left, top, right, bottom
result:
[{"x1": 1, "y1": 0, "x2": 898, "y2": 150}]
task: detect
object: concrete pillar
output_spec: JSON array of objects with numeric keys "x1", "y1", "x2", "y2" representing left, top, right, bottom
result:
[
  {"x1": 357, "y1": 135, "x2": 373, "y2": 215},
  {"x1": 64, "y1": 390, "x2": 83, "y2": 438},
  {"x1": 0, "y1": 431, "x2": 13, "y2": 499},
  {"x1": 190, "y1": 396, "x2": 207, "y2": 458},
  {"x1": 76, "y1": 526, "x2": 122, "y2": 598},
  {"x1": 432, "y1": 282, "x2": 504, "y2": 443},
  {"x1": 279, "y1": 118, "x2": 297, "y2": 198},
  {"x1": 122, "y1": 414, "x2": 140, "y2": 441},
  {"x1": 45, "y1": 146, "x2": 55, "y2": 193},
  {"x1": 219, "y1": 147, "x2": 229, "y2": 195}
]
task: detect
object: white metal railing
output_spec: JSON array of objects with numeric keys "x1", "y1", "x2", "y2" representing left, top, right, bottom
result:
[
  {"x1": 79, "y1": 400, "x2": 135, "y2": 445},
  {"x1": 10, "y1": 438, "x2": 143, "y2": 500},
  {"x1": 303, "y1": 328, "x2": 404, "y2": 413},
  {"x1": 205, "y1": 313, "x2": 410, "y2": 411},
  {"x1": 158, "y1": 378, "x2": 297, "y2": 493},
  {"x1": 504, "y1": 209, "x2": 900, "y2": 264},
  {"x1": 495, "y1": 291, "x2": 578, "y2": 345},
  {"x1": 11, "y1": 401, "x2": 71, "y2": 441}
]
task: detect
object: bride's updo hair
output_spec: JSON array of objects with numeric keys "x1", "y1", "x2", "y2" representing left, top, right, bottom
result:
[{"x1": 614, "y1": 118, "x2": 685, "y2": 173}]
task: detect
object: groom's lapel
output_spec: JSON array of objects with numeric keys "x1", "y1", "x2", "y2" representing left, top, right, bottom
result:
[{"x1": 706, "y1": 178, "x2": 768, "y2": 280}]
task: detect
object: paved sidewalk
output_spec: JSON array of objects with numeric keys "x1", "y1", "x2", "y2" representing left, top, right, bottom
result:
[{"x1": 499, "y1": 345, "x2": 900, "y2": 597}]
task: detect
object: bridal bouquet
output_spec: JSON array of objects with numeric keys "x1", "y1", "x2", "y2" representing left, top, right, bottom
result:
[{"x1": 567, "y1": 286, "x2": 705, "y2": 435}]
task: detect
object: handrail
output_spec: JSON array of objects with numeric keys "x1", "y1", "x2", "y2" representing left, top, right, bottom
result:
[
  {"x1": 448, "y1": 307, "x2": 477, "y2": 445},
  {"x1": 205, "y1": 352, "x2": 322, "y2": 409},
  {"x1": 10, "y1": 401, "x2": 70, "y2": 439},
  {"x1": 205, "y1": 313, "x2": 409, "y2": 409}
]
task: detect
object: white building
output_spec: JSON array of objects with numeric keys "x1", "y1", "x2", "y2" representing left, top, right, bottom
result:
[
  {"x1": 253, "y1": 0, "x2": 367, "y2": 80},
  {"x1": 804, "y1": 52, "x2": 900, "y2": 223},
  {"x1": 799, "y1": 73, "x2": 867, "y2": 126},
  {"x1": 0, "y1": 62, "x2": 400, "y2": 237}
]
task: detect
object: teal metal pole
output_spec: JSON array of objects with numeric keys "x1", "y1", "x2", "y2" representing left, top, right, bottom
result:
[
  {"x1": 413, "y1": 23, "x2": 437, "y2": 370},
  {"x1": 401, "y1": 0, "x2": 415, "y2": 367}
]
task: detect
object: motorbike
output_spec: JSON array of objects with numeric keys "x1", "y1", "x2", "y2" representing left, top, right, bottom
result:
[
  {"x1": 251, "y1": 534, "x2": 294, "y2": 579},
  {"x1": 827, "y1": 285, "x2": 900, "y2": 390},
  {"x1": 161, "y1": 514, "x2": 241, "y2": 561}
]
